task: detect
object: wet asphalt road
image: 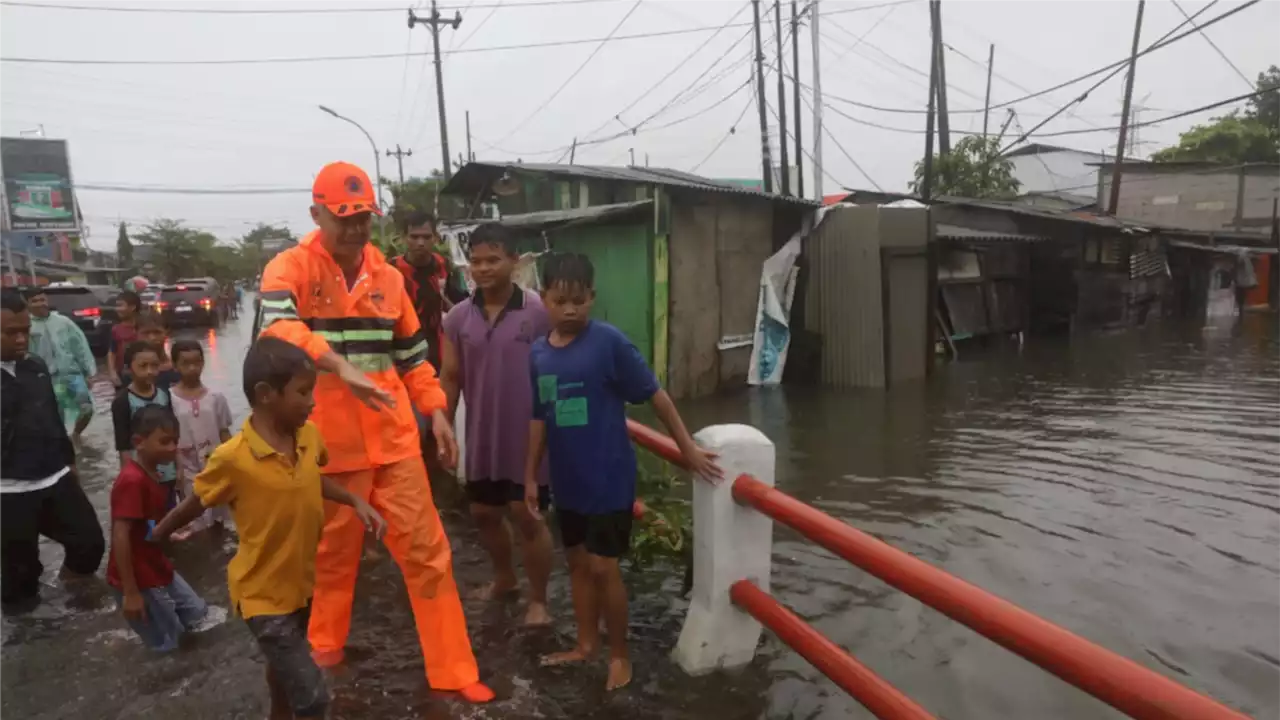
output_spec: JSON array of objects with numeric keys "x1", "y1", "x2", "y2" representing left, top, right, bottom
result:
[{"x1": 2, "y1": 307, "x2": 1277, "y2": 719}]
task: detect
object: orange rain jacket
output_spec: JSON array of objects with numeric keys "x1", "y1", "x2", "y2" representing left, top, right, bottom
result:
[{"x1": 258, "y1": 230, "x2": 446, "y2": 475}]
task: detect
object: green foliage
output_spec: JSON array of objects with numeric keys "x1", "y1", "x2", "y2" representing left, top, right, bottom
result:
[
  {"x1": 133, "y1": 218, "x2": 290, "y2": 284},
  {"x1": 116, "y1": 222, "x2": 133, "y2": 266},
  {"x1": 910, "y1": 135, "x2": 1021, "y2": 199},
  {"x1": 1151, "y1": 65, "x2": 1279, "y2": 164},
  {"x1": 1149, "y1": 114, "x2": 1279, "y2": 164},
  {"x1": 629, "y1": 460, "x2": 694, "y2": 580}
]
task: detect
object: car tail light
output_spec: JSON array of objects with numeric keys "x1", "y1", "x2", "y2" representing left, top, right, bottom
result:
[
  {"x1": 156, "y1": 301, "x2": 168, "y2": 310},
  {"x1": 200, "y1": 298, "x2": 213, "y2": 308},
  {"x1": 176, "y1": 285, "x2": 187, "y2": 291},
  {"x1": 73, "y1": 307, "x2": 101, "y2": 318}
]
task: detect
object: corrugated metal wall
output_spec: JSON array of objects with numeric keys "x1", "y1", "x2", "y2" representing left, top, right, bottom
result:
[
  {"x1": 550, "y1": 221, "x2": 655, "y2": 364},
  {"x1": 804, "y1": 205, "x2": 886, "y2": 387},
  {"x1": 804, "y1": 205, "x2": 933, "y2": 388}
]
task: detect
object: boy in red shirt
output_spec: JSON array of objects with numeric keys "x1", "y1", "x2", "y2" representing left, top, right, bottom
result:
[{"x1": 107, "y1": 404, "x2": 212, "y2": 652}]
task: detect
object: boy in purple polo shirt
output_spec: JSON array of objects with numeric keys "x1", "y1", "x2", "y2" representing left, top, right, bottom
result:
[{"x1": 441, "y1": 223, "x2": 555, "y2": 626}]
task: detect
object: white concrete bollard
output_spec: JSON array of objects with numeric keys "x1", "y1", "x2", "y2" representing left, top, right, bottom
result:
[{"x1": 672, "y1": 423, "x2": 776, "y2": 675}]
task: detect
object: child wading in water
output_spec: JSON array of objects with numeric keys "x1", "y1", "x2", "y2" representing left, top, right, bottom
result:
[
  {"x1": 524, "y1": 253, "x2": 722, "y2": 691},
  {"x1": 155, "y1": 337, "x2": 386, "y2": 719},
  {"x1": 108, "y1": 405, "x2": 213, "y2": 651},
  {"x1": 112, "y1": 342, "x2": 178, "y2": 493},
  {"x1": 137, "y1": 313, "x2": 180, "y2": 392},
  {"x1": 169, "y1": 339, "x2": 233, "y2": 536},
  {"x1": 107, "y1": 290, "x2": 141, "y2": 390}
]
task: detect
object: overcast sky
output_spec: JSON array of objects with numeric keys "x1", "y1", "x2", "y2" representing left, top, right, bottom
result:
[{"x1": 2, "y1": 0, "x2": 1276, "y2": 249}]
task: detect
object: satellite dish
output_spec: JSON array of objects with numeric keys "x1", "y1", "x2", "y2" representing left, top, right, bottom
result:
[{"x1": 492, "y1": 171, "x2": 520, "y2": 197}]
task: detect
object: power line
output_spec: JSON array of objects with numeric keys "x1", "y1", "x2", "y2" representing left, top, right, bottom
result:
[
  {"x1": 691, "y1": 95, "x2": 754, "y2": 172},
  {"x1": 0, "y1": 0, "x2": 912, "y2": 65},
  {"x1": 1028, "y1": 87, "x2": 1268, "y2": 139},
  {"x1": 1170, "y1": 0, "x2": 1252, "y2": 89},
  {"x1": 485, "y1": 0, "x2": 641, "y2": 148},
  {"x1": 76, "y1": 183, "x2": 308, "y2": 194},
  {"x1": 0, "y1": 0, "x2": 620, "y2": 14}
]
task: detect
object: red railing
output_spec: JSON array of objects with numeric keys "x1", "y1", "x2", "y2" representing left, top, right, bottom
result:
[{"x1": 626, "y1": 419, "x2": 1250, "y2": 720}]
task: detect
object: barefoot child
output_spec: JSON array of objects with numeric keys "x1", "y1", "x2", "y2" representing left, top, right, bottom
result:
[
  {"x1": 112, "y1": 342, "x2": 178, "y2": 492},
  {"x1": 169, "y1": 339, "x2": 233, "y2": 535},
  {"x1": 154, "y1": 337, "x2": 387, "y2": 719},
  {"x1": 523, "y1": 253, "x2": 722, "y2": 691},
  {"x1": 107, "y1": 405, "x2": 210, "y2": 651}
]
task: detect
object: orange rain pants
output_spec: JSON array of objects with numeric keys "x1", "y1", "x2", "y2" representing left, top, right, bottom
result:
[{"x1": 307, "y1": 455, "x2": 479, "y2": 691}]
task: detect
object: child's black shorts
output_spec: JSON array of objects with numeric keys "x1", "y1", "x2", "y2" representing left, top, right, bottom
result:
[
  {"x1": 557, "y1": 509, "x2": 633, "y2": 558},
  {"x1": 244, "y1": 604, "x2": 328, "y2": 718},
  {"x1": 466, "y1": 478, "x2": 550, "y2": 510}
]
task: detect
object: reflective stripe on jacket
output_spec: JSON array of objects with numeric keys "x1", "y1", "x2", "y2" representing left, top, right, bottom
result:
[{"x1": 258, "y1": 230, "x2": 446, "y2": 474}]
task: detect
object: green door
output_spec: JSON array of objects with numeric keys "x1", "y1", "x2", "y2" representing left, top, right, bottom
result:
[{"x1": 549, "y1": 222, "x2": 654, "y2": 365}]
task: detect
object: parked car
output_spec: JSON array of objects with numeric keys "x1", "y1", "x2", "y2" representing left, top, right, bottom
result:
[
  {"x1": 156, "y1": 282, "x2": 223, "y2": 327},
  {"x1": 36, "y1": 284, "x2": 114, "y2": 356}
]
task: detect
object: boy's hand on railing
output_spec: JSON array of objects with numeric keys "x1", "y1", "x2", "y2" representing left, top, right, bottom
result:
[{"x1": 681, "y1": 444, "x2": 724, "y2": 484}]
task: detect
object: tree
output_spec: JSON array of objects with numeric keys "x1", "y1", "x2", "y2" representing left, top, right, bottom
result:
[
  {"x1": 116, "y1": 222, "x2": 133, "y2": 266},
  {"x1": 240, "y1": 222, "x2": 294, "y2": 275},
  {"x1": 1150, "y1": 65, "x2": 1279, "y2": 164},
  {"x1": 1149, "y1": 114, "x2": 1278, "y2": 164},
  {"x1": 909, "y1": 135, "x2": 1021, "y2": 199}
]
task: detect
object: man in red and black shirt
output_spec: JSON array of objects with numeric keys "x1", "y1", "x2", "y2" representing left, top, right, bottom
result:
[{"x1": 390, "y1": 211, "x2": 469, "y2": 372}]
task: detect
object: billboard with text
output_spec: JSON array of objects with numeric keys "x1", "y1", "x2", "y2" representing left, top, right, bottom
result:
[{"x1": 1, "y1": 137, "x2": 80, "y2": 231}]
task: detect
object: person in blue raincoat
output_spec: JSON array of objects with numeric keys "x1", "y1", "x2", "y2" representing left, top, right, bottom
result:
[{"x1": 25, "y1": 288, "x2": 98, "y2": 442}]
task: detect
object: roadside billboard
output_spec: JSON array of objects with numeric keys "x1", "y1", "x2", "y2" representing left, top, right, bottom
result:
[{"x1": 1, "y1": 137, "x2": 80, "y2": 231}]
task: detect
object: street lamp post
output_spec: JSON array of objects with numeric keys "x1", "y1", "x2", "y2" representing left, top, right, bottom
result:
[{"x1": 317, "y1": 105, "x2": 388, "y2": 242}]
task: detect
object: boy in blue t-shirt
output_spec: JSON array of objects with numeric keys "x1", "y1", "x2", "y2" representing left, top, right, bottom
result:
[
  {"x1": 524, "y1": 252, "x2": 722, "y2": 692},
  {"x1": 111, "y1": 342, "x2": 179, "y2": 495}
]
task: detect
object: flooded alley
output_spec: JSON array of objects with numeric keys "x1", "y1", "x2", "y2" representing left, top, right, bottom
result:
[{"x1": 2, "y1": 309, "x2": 1277, "y2": 720}]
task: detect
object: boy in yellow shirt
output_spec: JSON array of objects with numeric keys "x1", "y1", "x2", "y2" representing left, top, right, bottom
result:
[{"x1": 154, "y1": 337, "x2": 385, "y2": 719}]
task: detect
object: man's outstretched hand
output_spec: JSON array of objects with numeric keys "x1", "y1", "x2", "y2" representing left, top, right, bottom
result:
[{"x1": 338, "y1": 363, "x2": 395, "y2": 411}]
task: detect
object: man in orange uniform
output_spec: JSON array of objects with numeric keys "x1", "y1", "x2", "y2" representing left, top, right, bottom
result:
[{"x1": 257, "y1": 161, "x2": 494, "y2": 704}]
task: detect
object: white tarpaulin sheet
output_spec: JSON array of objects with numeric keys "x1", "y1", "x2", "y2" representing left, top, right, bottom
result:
[{"x1": 747, "y1": 205, "x2": 835, "y2": 385}]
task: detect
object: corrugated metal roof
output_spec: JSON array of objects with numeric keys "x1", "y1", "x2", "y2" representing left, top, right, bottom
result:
[
  {"x1": 442, "y1": 161, "x2": 819, "y2": 206},
  {"x1": 936, "y1": 224, "x2": 1043, "y2": 243},
  {"x1": 475, "y1": 199, "x2": 653, "y2": 230}
]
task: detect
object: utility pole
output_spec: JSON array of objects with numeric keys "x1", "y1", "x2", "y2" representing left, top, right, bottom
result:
[
  {"x1": 386, "y1": 144, "x2": 412, "y2": 185},
  {"x1": 1109, "y1": 0, "x2": 1145, "y2": 216},
  {"x1": 921, "y1": 5, "x2": 939, "y2": 201},
  {"x1": 569, "y1": 138, "x2": 577, "y2": 164},
  {"x1": 408, "y1": 2, "x2": 462, "y2": 181},
  {"x1": 930, "y1": 0, "x2": 951, "y2": 157},
  {"x1": 629, "y1": 148, "x2": 635, "y2": 165},
  {"x1": 465, "y1": 110, "x2": 473, "y2": 162},
  {"x1": 982, "y1": 44, "x2": 995, "y2": 137},
  {"x1": 774, "y1": 0, "x2": 790, "y2": 195},
  {"x1": 790, "y1": 0, "x2": 804, "y2": 198},
  {"x1": 752, "y1": 0, "x2": 774, "y2": 193},
  {"x1": 810, "y1": 0, "x2": 823, "y2": 199}
]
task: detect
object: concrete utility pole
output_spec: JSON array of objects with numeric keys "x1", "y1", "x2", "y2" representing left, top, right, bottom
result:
[
  {"x1": 982, "y1": 44, "x2": 995, "y2": 137},
  {"x1": 465, "y1": 110, "x2": 473, "y2": 162},
  {"x1": 408, "y1": 2, "x2": 462, "y2": 181},
  {"x1": 930, "y1": 0, "x2": 951, "y2": 158},
  {"x1": 810, "y1": 0, "x2": 823, "y2": 199},
  {"x1": 791, "y1": 1, "x2": 804, "y2": 199},
  {"x1": 774, "y1": 0, "x2": 790, "y2": 195},
  {"x1": 1109, "y1": 0, "x2": 1145, "y2": 216},
  {"x1": 386, "y1": 144, "x2": 412, "y2": 185},
  {"x1": 752, "y1": 0, "x2": 774, "y2": 193}
]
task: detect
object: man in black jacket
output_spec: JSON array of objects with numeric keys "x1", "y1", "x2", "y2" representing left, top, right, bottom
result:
[{"x1": 1, "y1": 288, "x2": 105, "y2": 614}]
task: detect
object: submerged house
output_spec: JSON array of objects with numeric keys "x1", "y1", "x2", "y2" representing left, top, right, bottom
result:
[{"x1": 440, "y1": 162, "x2": 816, "y2": 398}]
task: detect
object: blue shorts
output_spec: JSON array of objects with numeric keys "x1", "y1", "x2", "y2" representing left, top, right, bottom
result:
[{"x1": 111, "y1": 572, "x2": 208, "y2": 652}]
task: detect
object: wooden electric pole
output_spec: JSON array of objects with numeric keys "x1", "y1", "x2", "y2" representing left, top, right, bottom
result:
[
  {"x1": 774, "y1": 0, "x2": 790, "y2": 195},
  {"x1": 386, "y1": 144, "x2": 412, "y2": 186},
  {"x1": 465, "y1": 110, "x2": 473, "y2": 162},
  {"x1": 810, "y1": 0, "x2": 823, "y2": 199},
  {"x1": 1109, "y1": 0, "x2": 1145, "y2": 216},
  {"x1": 930, "y1": 0, "x2": 951, "y2": 157},
  {"x1": 752, "y1": 0, "x2": 774, "y2": 193},
  {"x1": 921, "y1": 6, "x2": 939, "y2": 201},
  {"x1": 791, "y1": 0, "x2": 804, "y2": 198},
  {"x1": 408, "y1": 2, "x2": 462, "y2": 181}
]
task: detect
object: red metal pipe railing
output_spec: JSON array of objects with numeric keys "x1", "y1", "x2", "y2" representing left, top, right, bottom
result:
[
  {"x1": 627, "y1": 418, "x2": 689, "y2": 468},
  {"x1": 730, "y1": 580, "x2": 938, "y2": 720},
  {"x1": 731, "y1": 474, "x2": 1250, "y2": 720}
]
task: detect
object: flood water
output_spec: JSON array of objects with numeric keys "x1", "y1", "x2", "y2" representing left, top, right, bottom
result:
[{"x1": 2, "y1": 307, "x2": 1277, "y2": 719}]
